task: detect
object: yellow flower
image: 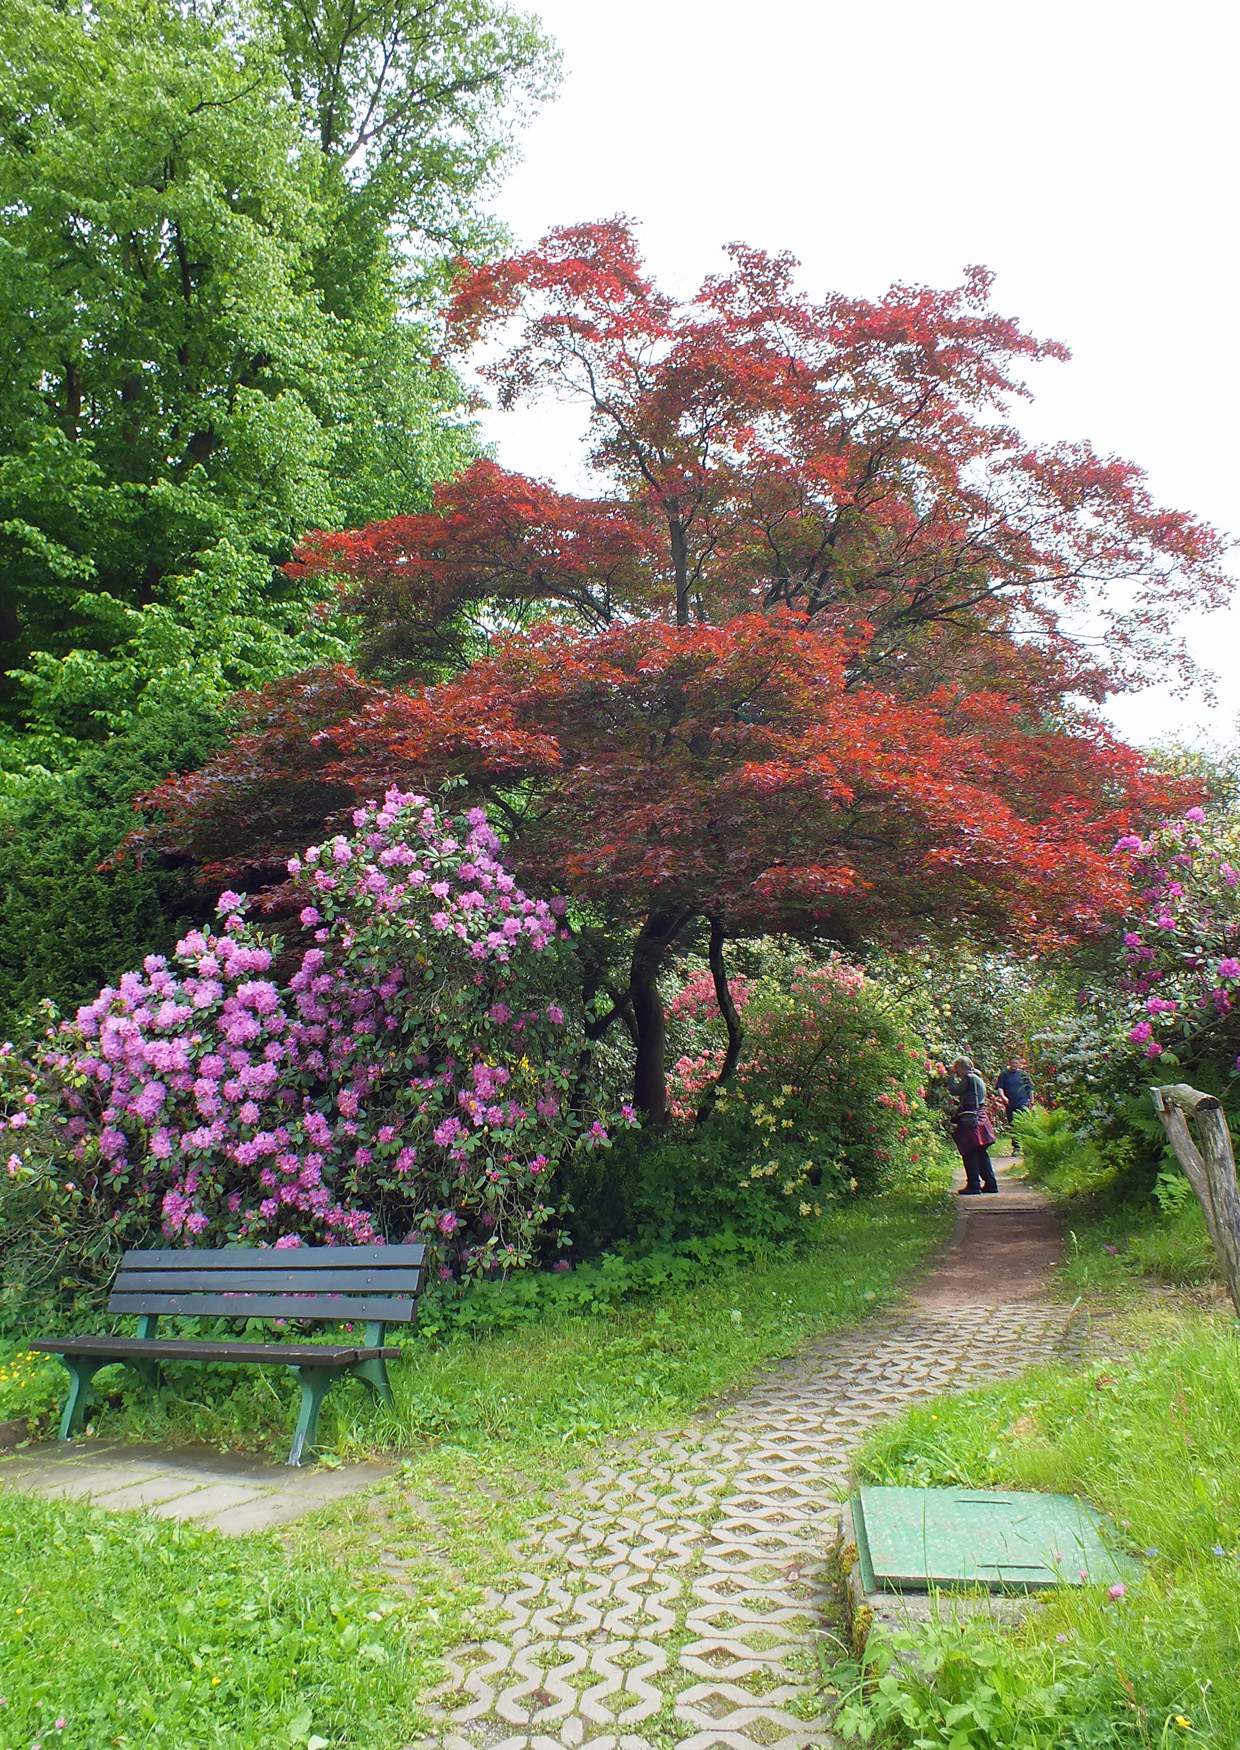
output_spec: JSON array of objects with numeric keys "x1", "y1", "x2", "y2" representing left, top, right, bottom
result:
[
  {"x1": 1174, "y1": 1718, "x2": 1192, "y2": 1730},
  {"x1": 799, "y1": 1201, "x2": 813, "y2": 1216}
]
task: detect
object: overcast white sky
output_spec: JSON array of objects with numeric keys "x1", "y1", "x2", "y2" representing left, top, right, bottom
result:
[{"x1": 477, "y1": 0, "x2": 1240, "y2": 749}]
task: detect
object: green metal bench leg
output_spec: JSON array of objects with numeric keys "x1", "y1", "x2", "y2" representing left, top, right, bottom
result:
[
  {"x1": 126, "y1": 1359, "x2": 162, "y2": 1390},
  {"x1": 288, "y1": 1367, "x2": 334, "y2": 1466},
  {"x1": 57, "y1": 1357, "x2": 105, "y2": 1440},
  {"x1": 351, "y1": 1355, "x2": 393, "y2": 1406}
]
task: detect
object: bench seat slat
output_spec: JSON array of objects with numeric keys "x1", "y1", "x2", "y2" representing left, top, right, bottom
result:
[
  {"x1": 107, "y1": 1291, "x2": 415, "y2": 1321},
  {"x1": 113, "y1": 1267, "x2": 423, "y2": 1295},
  {"x1": 29, "y1": 1336, "x2": 399, "y2": 1365},
  {"x1": 122, "y1": 1244, "x2": 425, "y2": 1269}
]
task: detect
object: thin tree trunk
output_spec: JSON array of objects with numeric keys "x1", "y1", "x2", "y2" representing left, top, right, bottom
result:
[
  {"x1": 629, "y1": 909, "x2": 692, "y2": 1124},
  {"x1": 697, "y1": 915, "x2": 744, "y2": 1124},
  {"x1": 669, "y1": 514, "x2": 690, "y2": 627}
]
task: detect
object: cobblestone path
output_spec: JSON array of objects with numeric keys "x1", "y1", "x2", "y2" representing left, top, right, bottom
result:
[{"x1": 417, "y1": 1172, "x2": 1081, "y2": 1750}]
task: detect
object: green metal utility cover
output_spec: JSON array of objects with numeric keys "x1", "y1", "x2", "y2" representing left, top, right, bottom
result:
[{"x1": 851, "y1": 1486, "x2": 1139, "y2": 1593}]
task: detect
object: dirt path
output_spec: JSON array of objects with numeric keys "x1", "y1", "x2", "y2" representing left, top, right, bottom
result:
[
  {"x1": 412, "y1": 1160, "x2": 1073, "y2": 1750},
  {"x1": 912, "y1": 1161, "x2": 1064, "y2": 1307}
]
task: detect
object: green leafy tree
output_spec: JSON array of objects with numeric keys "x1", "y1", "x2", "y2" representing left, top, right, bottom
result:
[
  {"x1": 0, "y1": 695, "x2": 230, "y2": 1029},
  {"x1": 0, "y1": 0, "x2": 555, "y2": 758}
]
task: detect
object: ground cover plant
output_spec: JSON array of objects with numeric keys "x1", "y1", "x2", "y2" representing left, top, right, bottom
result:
[
  {"x1": 842, "y1": 1315, "x2": 1240, "y2": 1748},
  {"x1": 1015, "y1": 1106, "x2": 1218, "y2": 1296}
]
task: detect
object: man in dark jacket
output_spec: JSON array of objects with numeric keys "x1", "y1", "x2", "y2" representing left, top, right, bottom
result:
[{"x1": 996, "y1": 1058, "x2": 1034, "y2": 1154}]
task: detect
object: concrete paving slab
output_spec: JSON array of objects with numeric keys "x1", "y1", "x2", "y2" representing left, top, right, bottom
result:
[
  {"x1": 88, "y1": 1474, "x2": 212, "y2": 1510},
  {"x1": 153, "y1": 1482, "x2": 270, "y2": 1522},
  {"x1": 19, "y1": 1465, "x2": 170, "y2": 1500},
  {"x1": 0, "y1": 1439, "x2": 394, "y2": 1533},
  {"x1": 197, "y1": 1494, "x2": 334, "y2": 1535}
]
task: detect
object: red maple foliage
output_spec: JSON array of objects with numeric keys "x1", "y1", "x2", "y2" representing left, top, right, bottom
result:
[
  {"x1": 133, "y1": 617, "x2": 1188, "y2": 1119},
  {"x1": 133, "y1": 224, "x2": 1228, "y2": 1118},
  {"x1": 294, "y1": 222, "x2": 1228, "y2": 700}
]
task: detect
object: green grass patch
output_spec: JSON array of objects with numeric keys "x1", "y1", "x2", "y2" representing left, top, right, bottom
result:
[
  {"x1": 0, "y1": 1492, "x2": 423, "y2": 1748},
  {"x1": 1008, "y1": 1106, "x2": 1218, "y2": 1301},
  {"x1": 838, "y1": 1317, "x2": 1240, "y2": 1747}
]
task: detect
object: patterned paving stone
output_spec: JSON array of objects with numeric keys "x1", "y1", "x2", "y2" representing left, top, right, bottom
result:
[{"x1": 414, "y1": 1181, "x2": 1084, "y2": 1749}]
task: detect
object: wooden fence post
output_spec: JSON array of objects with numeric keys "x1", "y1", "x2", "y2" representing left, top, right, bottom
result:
[{"x1": 1150, "y1": 1083, "x2": 1240, "y2": 1317}]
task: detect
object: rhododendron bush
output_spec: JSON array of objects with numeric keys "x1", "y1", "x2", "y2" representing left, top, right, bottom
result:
[
  {"x1": 606, "y1": 953, "x2": 949, "y2": 1243},
  {"x1": 1111, "y1": 808, "x2": 1240, "y2": 1078},
  {"x1": 0, "y1": 792, "x2": 617, "y2": 1304}
]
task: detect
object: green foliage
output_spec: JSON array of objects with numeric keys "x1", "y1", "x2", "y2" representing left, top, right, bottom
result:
[
  {"x1": 421, "y1": 1228, "x2": 780, "y2": 1336},
  {"x1": 0, "y1": 1493, "x2": 424, "y2": 1747},
  {"x1": 1013, "y1": 1106, "x2": 1120, "y2": 1199},
  {"x1": 0, "y1": 0, "x2": 555, "y2": 758},
  {"x1": 642, "y1": 950, "x2": 952, "y2": 1249},
  {"x1": 873, "y1": 946, "x2": 1078, "y2": 1087},
  {"x1": 1009, "y1": 1108, "x2": 1218, "y2": 1296},
  {"x1": 0, "y1": 694, "x2": 228, "y2": 1031},
  {"x1": 845, "y1": 1320, "x2": 1240, "y2": 1747}
]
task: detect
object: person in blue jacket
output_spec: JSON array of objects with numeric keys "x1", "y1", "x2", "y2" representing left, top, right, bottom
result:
[{"x1": 996, "y1": 1057, "x2": 1034, "y2": 1153}]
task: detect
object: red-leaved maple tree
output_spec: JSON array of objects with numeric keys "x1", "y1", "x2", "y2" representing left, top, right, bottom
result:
[{"x1": 132, "y1": 223, "x2": 1227, "y2": 1119}]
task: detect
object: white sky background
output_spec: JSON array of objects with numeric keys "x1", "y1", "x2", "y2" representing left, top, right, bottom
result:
[{"x1": 476, "y1": 0, "x2": 1240, "y2": 750}]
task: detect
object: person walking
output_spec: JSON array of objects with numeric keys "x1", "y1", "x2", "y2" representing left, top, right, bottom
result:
[
  {"x1": 948, "y1": 1056, "x2": 998, "y2": 1195},
  {"x1": 996, "y1": 1056, "x2": 1034, "y2": 1155}
]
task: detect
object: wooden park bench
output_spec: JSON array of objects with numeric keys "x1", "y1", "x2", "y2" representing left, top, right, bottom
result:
[{"x1": 29, "y1": 1241, "x2": 426, "y2": 1465}]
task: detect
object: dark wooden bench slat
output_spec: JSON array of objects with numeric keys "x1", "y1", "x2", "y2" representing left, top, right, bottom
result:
[
  {"x1": 122, "y1": 1243, "x2": 426, "y2": 1270},
  {"x1": 29, "y1": 1336, "x2": 398, "y2": 1365},
  {"x1": 113, "y1": 1267, "x2": 423, "y2": 1295},
  {"x1": 108, "y1": 1291, "x2": 415, "y2": 1321}
]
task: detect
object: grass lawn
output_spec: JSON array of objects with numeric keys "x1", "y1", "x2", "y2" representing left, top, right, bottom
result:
[
  {"x1": 0, "y1": 1189, "x2": 951, "y2": 1749},
  {"x1": 1, "y1": 1494, "x2": 418, "y2": 1749},
  {"x1": 832, "y1": 1155, "x2": 1240, "y2": 1750},
  {"x1": 841, "y1": 1314, "x2": 1240, "y2": 1749}
]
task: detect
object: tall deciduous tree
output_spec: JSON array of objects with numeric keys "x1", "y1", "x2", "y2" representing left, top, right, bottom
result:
[
  {"x1": 129, "y1": 226, "x2": 1226, "y2": 1118},
  {"x1": 0, "y1": 0, "x2": 555, "y2": 759},
  {"x1": 296, "y1": 222, "x2": 1226, "y2": 698}
]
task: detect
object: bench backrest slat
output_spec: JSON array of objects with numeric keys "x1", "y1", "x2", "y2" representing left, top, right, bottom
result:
[
  {"x1": 109, "y1": 1291, "x2": 416, "y2": 1322},
  {"x1": 114, "y1": 1267, "x2": 421, "y2": 1296},
  {"x1": 108, "y1": 1242, "x2": 425, "y2": 1326},
  {"x1": 122, "y1": 1244, "x2": 425, "y2": 1270}
]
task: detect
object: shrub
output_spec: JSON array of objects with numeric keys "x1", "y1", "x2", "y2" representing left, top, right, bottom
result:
[
  {"x1": 603, "y1": 953, "x2": 952, "y2": 1245},
  {"x1": 1013, "y1": 1105, "x2": 1117, "y2": 1198},
  {"x1": 1111, "y1": 806, "x2": 1240, "y2": 1081},
  {"x1": 0, "y1": 693, "x2": 228, "y2": 1031},
  {"x1": 0, "y1": 791, "x2": 620, "y2": 1313}
]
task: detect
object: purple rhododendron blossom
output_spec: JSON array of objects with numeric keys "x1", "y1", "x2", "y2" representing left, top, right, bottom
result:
[{"x1": 1, "y1": 792, "x2": 614, "y2": 1275}]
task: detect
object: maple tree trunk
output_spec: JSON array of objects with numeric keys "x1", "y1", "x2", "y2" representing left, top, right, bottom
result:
[
  {"x1": 629, "y1": 909, "x2": 692, "y2": 1124},
  {"x1": 1152, "y1": 1083, "x2": 1240, "y2": 1316},
  {"x1": 669, "y1": 514, "x2": 690, "y2": 627},
  {"x1": 697, "y1": 915, "x2": 744, "y2": 1124}
]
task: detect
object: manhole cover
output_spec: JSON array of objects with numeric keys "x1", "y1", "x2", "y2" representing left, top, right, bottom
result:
[{"x1": 851, "y1": 1486, "x2": 1138, "y2": 1592}]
